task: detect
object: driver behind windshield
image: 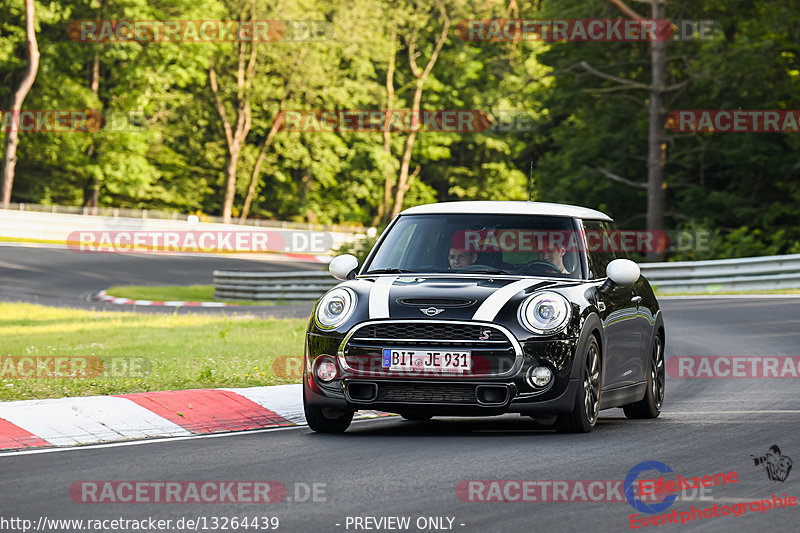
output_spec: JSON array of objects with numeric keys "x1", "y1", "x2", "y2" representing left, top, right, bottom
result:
[
  {"x1": 540, "y1": 243, "x2": 569, "y2": 274},
  {"x1": 448, "y1": 247, "x2": 477, "y2": 269}
]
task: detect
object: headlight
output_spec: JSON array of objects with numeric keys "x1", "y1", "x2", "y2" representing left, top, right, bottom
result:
[
  {"x1": 315, "y1": 288, "x2": 356, "y2": 329},
  {"x1": 519, "y1": 291, "x2": 571, "y2": 334}
]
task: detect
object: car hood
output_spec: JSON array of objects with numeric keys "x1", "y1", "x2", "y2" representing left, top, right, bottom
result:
[{"x1": 345, "y1": 275, "x2": 566, "y2": 322}]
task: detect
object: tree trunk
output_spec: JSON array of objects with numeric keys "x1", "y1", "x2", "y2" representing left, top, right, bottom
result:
[
  {"x1": 646, "y1": 0, "x2": 666, "y2": 260},
  {"x1": 1, "y1": 0, "x2": 40, "y2": 209},
  {"x1": 389, "y1": 3, "x2": 450, "y2": 218},
  {"x1": 239, "y1": 106, "x2": 283, "y2": 222},
  {"x1": 223, "y1": 146, "x2": 242, "y2": 222},
  {"x1": 391, "y1": 82, "x2": 422, "y2": 218},
  {"x1": 209, "y1": 40, "x2": 257, "y2": 224},
  {"x1": 605, "y1": 0, "x2": 668, "y2": 260},
  {"x1": 84, "y1": 52, "x2": 100, "y2": 214},
  {"x1": 373, "y1": 27, "x2": 397, "y2": 227}
]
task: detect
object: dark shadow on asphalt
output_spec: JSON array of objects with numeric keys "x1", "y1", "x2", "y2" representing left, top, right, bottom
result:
[{"x1": 310, "y1": 414, "x2": 633, "y2": 438}]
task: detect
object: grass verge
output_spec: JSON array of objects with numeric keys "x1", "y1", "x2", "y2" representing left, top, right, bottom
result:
[
  {"x1": 106, "y1": 284, "x2": 274, "y2": 306},
  {"x1": 0, "y1": 302, "x2": 307, "y2": 401}
]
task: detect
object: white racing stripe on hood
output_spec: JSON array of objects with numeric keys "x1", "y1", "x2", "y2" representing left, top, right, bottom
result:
[
  {"x1": 369, "y1": 276, "x2": 398, "y2": 319},
  {"x1": 472, "y1": 279, "x2": 542, "y2": 322}
]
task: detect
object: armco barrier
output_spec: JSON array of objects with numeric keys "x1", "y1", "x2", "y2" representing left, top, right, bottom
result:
[
  {"x1": 214, "y1": 254, "x2": 800, "y2": 302},
  {"x1": 213, "y1": 270, "x2": 338, "y2": 302},
  {"x1": 639, "y1": 254, "x2": 800, "y2": 293}
]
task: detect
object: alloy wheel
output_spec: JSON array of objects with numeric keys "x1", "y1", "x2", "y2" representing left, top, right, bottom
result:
[
  {"x1": 651, "y1": 336, "x2": 665, "y2": 410},
  {"x1": 584, "y1": 342, "x2": 601, "y2": 425}
]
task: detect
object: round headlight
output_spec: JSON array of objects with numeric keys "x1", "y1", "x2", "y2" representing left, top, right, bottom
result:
[
  {"x1": 519, "y1": 291, "x2": 571, "y2": 334},
  {"x1": 316, "y1": 288, "x2": 356, "y2": 329}
]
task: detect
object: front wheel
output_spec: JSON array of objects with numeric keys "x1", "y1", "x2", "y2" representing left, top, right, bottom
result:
[
  {"x1": 303, "y1": 387, "x2": 354, "y2": 433},
  {"x1": 556, "y1": 336, "x2": 601, "y2": 433},
  {"x1": 623, "y1": 334, "x2": 664, "y2": 419}
]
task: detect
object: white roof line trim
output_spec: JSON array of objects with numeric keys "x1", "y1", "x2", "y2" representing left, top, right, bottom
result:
[{"x1": 400, "y1": 201, "x2": 612, "y2": 222}]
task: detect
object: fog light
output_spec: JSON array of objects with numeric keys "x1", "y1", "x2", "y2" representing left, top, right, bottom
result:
[
  {"x1": 315, "y1": 358, "x2": 338, "y2": 382},
  {"x1": 526, "y1": 366, "x2": 553, "y2": 388}
]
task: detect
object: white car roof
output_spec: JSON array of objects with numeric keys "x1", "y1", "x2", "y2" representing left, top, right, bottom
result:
[{"x1": 400, "y1": 201, "x2": 613, "y2": 222}]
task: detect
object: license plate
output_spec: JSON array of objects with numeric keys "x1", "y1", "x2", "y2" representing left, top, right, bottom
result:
[{"x1": 382, "y1": 349, "x2": 471, "y2": 373}]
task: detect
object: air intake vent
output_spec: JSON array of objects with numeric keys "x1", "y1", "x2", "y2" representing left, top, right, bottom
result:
[{"x1": 396, "y1": 298, "x2": 476, "y2": 308}]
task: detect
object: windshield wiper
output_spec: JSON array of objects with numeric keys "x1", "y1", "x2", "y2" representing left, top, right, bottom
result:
[
  {"x1": 363, "y1": 268, "x2": 415, "y2": 274},
  {"x1": 461, "y1": 268, "x2": 513, "y2": 275}
]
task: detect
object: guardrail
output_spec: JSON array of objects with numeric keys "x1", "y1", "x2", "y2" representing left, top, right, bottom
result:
[
  {"x1": 213, "y1": 270, "x2": 338, "y2": 302},
  {"x1": 640, "y1": 254, "x2": 800, "y2": 293},
  {"x1": 214, "y1": 254, "x2": 800, "y2": 302}
]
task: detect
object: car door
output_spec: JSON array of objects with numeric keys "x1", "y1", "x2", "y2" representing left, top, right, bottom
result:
[
  {"x1": 609, "y1": 225, "x2": 651, "y2": 384},
  {"x1": 583, "y1": 220, "x2": 643, "y2": 389}
]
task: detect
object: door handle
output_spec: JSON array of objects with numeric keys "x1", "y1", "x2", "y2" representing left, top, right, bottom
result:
[{"x1": 631, "y1": 296, "x2": 642, "y2": 307}]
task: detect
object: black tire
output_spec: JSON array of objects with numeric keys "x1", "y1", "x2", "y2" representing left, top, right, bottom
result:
[
  {"x1": 401, "y1": 414, "x2": 433, "y2": 421},
  {"x1": 556, "y1": 336, "x2": 601, "y2": 433},
  {"x1": 303, "y1": 387, "x2": 354, "y2": 433},
  {"x1": 623, "y1": 333, "x2": 665, "y2": 419}
]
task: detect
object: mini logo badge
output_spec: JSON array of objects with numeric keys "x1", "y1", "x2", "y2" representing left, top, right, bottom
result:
[{"x1": 420, "y1": 307, "x2": 444, "y2": 316}]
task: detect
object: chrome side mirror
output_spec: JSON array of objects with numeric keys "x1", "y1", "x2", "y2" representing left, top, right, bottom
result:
[{"x1": 329, "y1": 254, "x2": 360, "y2": 281}]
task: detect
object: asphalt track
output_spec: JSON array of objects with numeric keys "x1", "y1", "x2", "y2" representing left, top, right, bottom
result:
[
  {"x1": 0, "y1": 243, "x2": 798, "y2": 532},
  {"x1": 0, "y1": 244, "x2": 319, "y2": 317}
]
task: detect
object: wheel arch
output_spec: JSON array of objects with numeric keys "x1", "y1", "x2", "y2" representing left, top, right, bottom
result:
[
  {"x1": 570, "y1": 312, "x2": 605, "y2": 382},
  {"x1": 648, "y1": 310, "x2": 665, "y2": 354}
]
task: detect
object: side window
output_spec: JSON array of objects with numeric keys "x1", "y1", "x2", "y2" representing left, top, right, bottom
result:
[
  {"x1": 607, "y1": 222, "x2": 630, "y2": 259},
  {"x1": 582, "y1": 220, "x2": 616, "y2": 279}
]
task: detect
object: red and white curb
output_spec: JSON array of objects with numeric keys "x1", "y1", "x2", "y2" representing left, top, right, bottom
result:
[
  {"x1": 92, "y1": 290, "x2": 233, "y2": 307},
  {"x1": 0, "y1": 384, "x2": 390, "y2": 451}
]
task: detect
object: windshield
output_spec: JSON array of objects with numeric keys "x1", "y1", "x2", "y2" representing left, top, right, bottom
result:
[{"x1": 363, "y1": 214, "x2": 584, "y2": 279}]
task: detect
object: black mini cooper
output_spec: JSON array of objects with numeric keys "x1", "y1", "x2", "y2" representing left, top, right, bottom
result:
[{"x1": 303, "y1": 201, "x2": 665, "y2": 433}]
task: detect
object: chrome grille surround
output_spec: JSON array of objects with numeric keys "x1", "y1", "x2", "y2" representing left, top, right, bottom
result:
[{"x1": 337, "y1": 320, "x2": 523, "y2": 378}]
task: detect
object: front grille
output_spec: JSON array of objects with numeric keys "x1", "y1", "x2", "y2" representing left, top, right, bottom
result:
[
  {"x1": 376, "y1": 382, "x2": 478, "y2": 404},
  {"x1": 352, "y1": 323, "x2": 507, "y2": 342},
  {"x1": 342, "y1": 321, "x2": 519, "y2": 378}
]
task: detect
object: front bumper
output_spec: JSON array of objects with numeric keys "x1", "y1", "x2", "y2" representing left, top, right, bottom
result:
[
  {"x1": 304, "y1": 324, "x2": 581, "y2": 417},
  {"x1": 303, "y1": 376, "x2": 580, "y2": 416}
]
